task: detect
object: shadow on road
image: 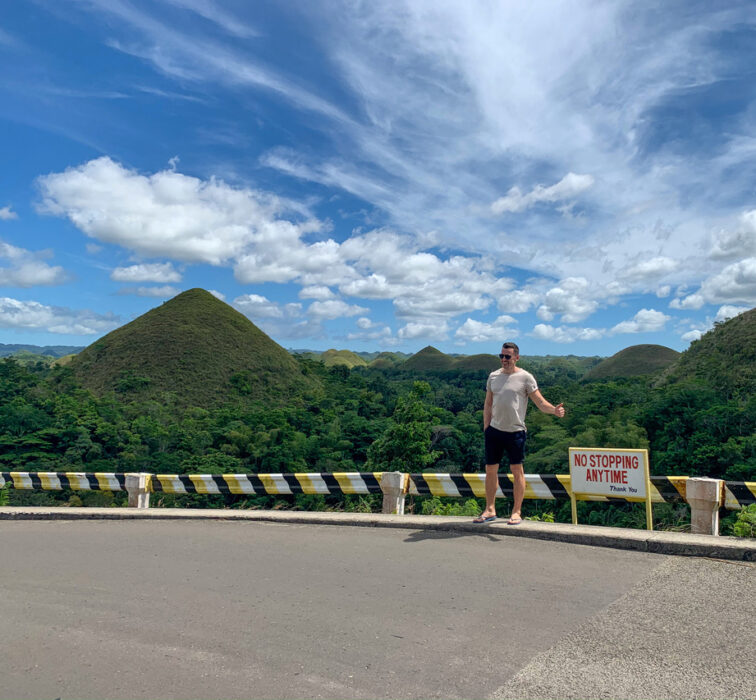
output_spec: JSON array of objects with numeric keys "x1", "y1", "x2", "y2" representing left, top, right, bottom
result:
[{"x1": 403, "y1": 528, "x2": 502, "y2": 543}]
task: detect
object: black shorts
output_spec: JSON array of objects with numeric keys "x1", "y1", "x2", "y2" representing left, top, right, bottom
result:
[{"x1": 485, "y1": 426, "x2": 526, "y2": 466}]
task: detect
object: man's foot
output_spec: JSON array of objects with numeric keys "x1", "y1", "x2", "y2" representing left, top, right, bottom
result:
[
  {"x1": 507, "y1": 515, "x2": 523, "y2": 525},
  {"x1": 473, "y1": 514, "x2": 497, "y2": 524}
]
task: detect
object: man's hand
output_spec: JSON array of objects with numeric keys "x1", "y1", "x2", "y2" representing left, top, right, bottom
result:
[{"x1": 554, "y1": 403, "x2": 565, "y2": 418}]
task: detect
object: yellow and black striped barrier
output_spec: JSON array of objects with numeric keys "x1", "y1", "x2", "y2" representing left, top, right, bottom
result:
[
  {"x1": 1, "y1": 471, "x2": 753, "y2": 509},
  {"x1": 408, "y1": 473, "x2": 691, "y2": 504},
  {"x1": 148, "y1": 472, "x2": 383, "y2": 495},
  {"x1": 0, "y1": 472, "x2": 125, "y2": 491}
]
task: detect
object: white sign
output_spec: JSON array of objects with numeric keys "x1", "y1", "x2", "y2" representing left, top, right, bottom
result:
[{"x1": 569, "y1": 447, "x2": 649, "y2": 499}]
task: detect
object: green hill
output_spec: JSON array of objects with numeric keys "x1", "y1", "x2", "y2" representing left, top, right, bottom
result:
[
  {"x1": 69, "y1": 288, "x2": 319, "y2": 405},
  {"x1": 454, "y1": 353, "x2": 500, "y2": 371},
  {"x1": 660, "y1": 307, "x2": 756, "y2": 398},
  {"x1": 403, "y1": 346, "x2": 456, "y2": 371},
  {"x1": 320, "y1": 349, "x2": 368, "y2": 368},
  {"x1": 584, "y1": 344, "x2": 680, "y2": 380},
  {"x1": 369, "y1": 352, "x2": 405, "y2": 369}
]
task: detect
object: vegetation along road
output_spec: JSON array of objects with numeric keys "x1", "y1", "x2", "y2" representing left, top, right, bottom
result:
[{"x1": 2, "y1": 519, "x2": 754, "y2": 699}]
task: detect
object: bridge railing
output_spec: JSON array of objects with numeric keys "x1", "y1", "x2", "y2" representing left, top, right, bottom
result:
[{"x1": 1, "y1": 471, "x2": 754, "y2": 534}]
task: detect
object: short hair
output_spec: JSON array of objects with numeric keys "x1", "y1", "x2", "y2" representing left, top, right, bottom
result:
[{"x1": 502, "y1": 341, "x2": 520, "y2": 355}]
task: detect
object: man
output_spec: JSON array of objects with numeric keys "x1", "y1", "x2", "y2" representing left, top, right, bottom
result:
[{"x1": 473, "y1": 342, "x2": 565, "y2": 525}]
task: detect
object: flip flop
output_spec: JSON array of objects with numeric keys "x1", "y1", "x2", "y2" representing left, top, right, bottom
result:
[
  {"x1": 506, "y1": 517, "x2": 523, "y2": 525},
  {"x1": 473, "y1": 515, "x2": 497, "y2": 524}
]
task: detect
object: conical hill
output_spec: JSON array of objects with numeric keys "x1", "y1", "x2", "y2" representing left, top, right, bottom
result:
[
  {"x1": 584, "y1": 344, "x2": 680, "y2": 380},
  {"x1": 320, "y1": 349, "x2": 368, "y2": 368},
  {"x1": 403, "y1": 346, "x2": 456, "y2": 370},
  {"x1": 70, "y1": 288, "x2": 319, "y2": 405}
]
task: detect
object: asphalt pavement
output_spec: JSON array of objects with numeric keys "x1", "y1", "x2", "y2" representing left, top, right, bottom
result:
[{"x1": 1, "y1": 517, "x2": 754, "y2": 699}]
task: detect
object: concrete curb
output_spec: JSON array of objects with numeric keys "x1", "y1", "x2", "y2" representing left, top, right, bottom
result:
[{"x1": 2, "y1": 506, "x2": 754, "y2": 561}]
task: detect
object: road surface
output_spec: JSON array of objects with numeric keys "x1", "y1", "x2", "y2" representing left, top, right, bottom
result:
[{"x1": 1, "y1": 519, "x2": 753, "y2": 699}]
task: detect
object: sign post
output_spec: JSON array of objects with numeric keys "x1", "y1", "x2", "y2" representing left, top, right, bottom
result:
[{"x1": 568, "y1": 447, "x2": 653, "y2": 530}]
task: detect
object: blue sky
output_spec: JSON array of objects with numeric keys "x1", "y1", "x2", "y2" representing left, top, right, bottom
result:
[{"x1": 1, "y1": 1, "x2": 755, "y2": 356}]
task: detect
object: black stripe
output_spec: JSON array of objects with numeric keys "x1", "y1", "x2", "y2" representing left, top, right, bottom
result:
[
  {"x1": 320, "y1": 473, "x2": 341, "y2": 494},
  {"x1": 410, "y1": 474, "x2": 431, "y2": 495},
  {"x1": 725, "y1": 482, "x2": 756, "y2": 507},
  {"x1": 361, "y1": 473, "x2": 382, "y2": 494},
  {"x1": 151, "y1": 476, "x2": 164, "y2": 492},
  {"x1": 497, "y1": 475, "x2": 514, "y2": 497},
  {"x1": 281, "y1": 473, "x2": 303, "y2": 494},
  {"x1": 450, "y1": 474, "x2": 475, "y2": 497},
  {"x1": 178, "y1": 474, "x2": 196, "y2": 493},
  {"x1": 86, "y1": 473, "x2": 100, "y2": 490},
  {"x1": 212, "y1": 475, "x2": 231, "y2": 494},
  {"x1": 115, "y1": 474, "x2": 126, "y2": 491},
  {"x1": 0, "y1": 472, "x2": 9, "y2": 487},
  {"x1": 540, "y1": 474, "x2": 570, "y2": 500},
  {"x1": 246, "y1": 473, "x2": 266, "y2": 494},
  {"x1": 650, "y1": 476, "x2": 683, "y2": 502},
  {"x1": 58, "y1": 473, "x2": 71, "y2": 489},
  {"x1": 29, "y1": 472, "x2": 42, "y2": 490}
]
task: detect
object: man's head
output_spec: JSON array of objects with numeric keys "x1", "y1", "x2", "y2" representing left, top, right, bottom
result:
[{"x1": 499, "y1": 342, "x2": 519, "y2": 370}]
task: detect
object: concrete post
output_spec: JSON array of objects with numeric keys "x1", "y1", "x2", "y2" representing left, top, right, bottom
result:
[
  {"x1": 126, "y1": 473, "x2": 151, "y2": 509},
  {"x1": 686, "y1": 477, "x2": 723, "y2": 536},
  {"x1": 381, "y1": 472, "x2": 407, "y2": 515}
]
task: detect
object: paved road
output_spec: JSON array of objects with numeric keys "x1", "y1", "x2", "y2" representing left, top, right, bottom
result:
[{"x1": 1, "y1": 520, "x2": 753, "y2": 699}]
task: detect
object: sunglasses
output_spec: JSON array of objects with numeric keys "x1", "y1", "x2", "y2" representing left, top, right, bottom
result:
[{"x1": 499, "y1": 353, "x2": 514, "y2": 360}]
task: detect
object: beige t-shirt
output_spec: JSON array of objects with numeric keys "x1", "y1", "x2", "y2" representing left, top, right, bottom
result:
[{"x1": 486, "y1": 368, "x2": 538, "y2": 432}]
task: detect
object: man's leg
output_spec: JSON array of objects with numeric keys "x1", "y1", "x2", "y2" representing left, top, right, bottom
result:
[
  {"x1": 483, "y1": 463, "x2": 499, "y2": 516},
  {"x1": 509, "y1": 463, "x2": 525, "y2": 522}
]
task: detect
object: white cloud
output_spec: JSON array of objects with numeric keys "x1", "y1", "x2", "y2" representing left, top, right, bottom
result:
[
  {"x1": 0, "y1": 241, "x2": 68, "y2": 287},
  {"x1": 681, "y1": 329, "x2": 702, "y2": 342},
  {"x1": 491, "y1": 173, "x2": 594, "y2": 215},
  {"x1": 397, "y1": 320, "x2": 449, "y2": 341},
  {"x1": 307, "y1": 299, "x2": 368, "y2": 320},
  {"x1": 714, "y1": 305, "x2": 750, "y2": 322},
  {"x1": 234, "y1": 294, "x2": 296, "y2": 319},
  {"x1": 455, "y1": 315, "x2": 518, "y2": 343},
  {"x1": 117, "y1": 285, "x2": 179, "y2": 298},
  {"x1": 299, "y1": 285, "x2": 336, "y2": 300},
  {"x1": 38, "y1": 157, "x2": 320, "y2": 265},
  {"x1": 208, "y1": 289, "x2": 226, "y2": 300},
  {"x1": 611, "y1": 308, "x2": 670, "y2": 334},
  {"x1": 622, "y1": 256, "x2": 678, "y2": 282},
  {"x1": 708, "y1": 211, "x2": 756, "y2": 260},
  {"x1": 656, "y1": 285, "x2": 671, "y2": 298},
  {"x1": 110, "y1": 262, "x2": 182, "y2": 283},
  {"x1": 356, "y1": 317, "x2": 375, "y2": 329},
  {"x1": 537, "y1": 277, "x2": 598, "y2": 323},
  {"x1": 0, "y1": 206, "x2": 18, "y2": 220},
  {"x1": 698, "y1": 258, "x2": 756, "y2": 305},
  {"x1": 0, "y1": 297, "x2": 120, "y2": 335},
  {"x1": 531, "y1": 324, "x2": 605, "y2": 343},
  {"x1": 669, "y1": 294, "x2": 704, "y2": 310}
]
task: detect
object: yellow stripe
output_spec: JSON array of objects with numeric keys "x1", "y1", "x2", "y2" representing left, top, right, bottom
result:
[
  {"x1": 94, "y1": 473, "x2": 115, "y2": 491},
  {"x1": 331, "y1": 473, "x2": 362, "y2": 494},
  {"x1": 223, "y1": 475, "x2": 247, "y2": 494},
  {"x1": 294, "y1": 473, "x2": 320, "y2": 494},
  {"x1": 10, "y1": 472, "x2": 31, "y2": 489},
  {"x1": 668, "y1": 476, "x2": 688, "y2": 499},
  {"x1": 556, "y1": 474, "x2": 572, "y2": 495},
  {"x1": 259, "y1": 474, "x2": 283, "y2": 494},
  {"x1": 65, "y1": 473, "x2": 88, "y2": 490},
  {"x1": 522, "y1": 476, "x2": 539, "y2": 500},
  {"x1": 38, "y1": 473, "x2": 60, "y2": 490},
  {"x1": 156, "y1": 475, "x2": 184, "y2": 494},
  {"x1": 188, "y1": 474, "x2": 215, "y2": 494},
  {"x1": 463, "y1": 473, "x2": 487, "y2": 498},
  {"x1": 421, "y1": 474, "x2": 454, "y2": 497}
]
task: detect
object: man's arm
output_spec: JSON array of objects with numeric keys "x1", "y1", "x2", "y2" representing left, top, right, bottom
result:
[
  {"x1": 528, "y1": 389, "x2": 565, "y2": 418},
  {"x1": 483, "y1": 389, "x2": 493, "y2": 429}
]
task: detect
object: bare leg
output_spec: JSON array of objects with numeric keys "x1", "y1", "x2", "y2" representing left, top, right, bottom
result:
[
  {"x1": 509, "y1": 463, "x2": 525, "y2": 522},
  {"x1": 483, "y1": 463, "x2": 499, "y2": 516}
]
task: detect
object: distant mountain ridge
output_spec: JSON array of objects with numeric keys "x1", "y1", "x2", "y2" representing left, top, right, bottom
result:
[{"x1": 0, "y1": 343, "x2": 84, "y2": 358}]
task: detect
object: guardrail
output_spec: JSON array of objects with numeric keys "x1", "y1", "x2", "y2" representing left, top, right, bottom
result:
[{"x1": 1, "y1": 471, "x2": 754, "y2": 535}]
